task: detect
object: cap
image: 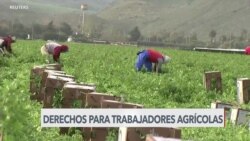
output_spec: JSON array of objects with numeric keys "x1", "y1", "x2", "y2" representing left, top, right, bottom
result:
[
  {"x1": 163, "y1": 55, "x2": 171, "y2": 63},
  {"x1": 11, "y1": 36, "x2": 16, "y2": 42}
]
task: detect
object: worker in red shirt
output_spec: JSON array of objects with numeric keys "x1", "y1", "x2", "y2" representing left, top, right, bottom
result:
[
  {"x1": 135, "y1": 49, "x2": 171, "y2": 72},
  {"x1": 41, "y1": 40, "x2": 69, "y2": 63},
  {"x1": 0, "y1": 35, "x2": 16, "y2": 54},
  {"x1": 245, "y1": 46, "x2": 250, "y2": 55}
]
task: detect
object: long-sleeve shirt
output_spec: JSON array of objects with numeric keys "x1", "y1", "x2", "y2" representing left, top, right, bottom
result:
[
  {"x1": 147, "y1": 49, "x2": 164, "y2": 63},
  {"x1": 0, "y1": 36, "x2": 13, "y2": 53},
  {"x1": 45, "y1": 42, "x2": 62, "y2": 62},
  {"x1": 53, "y1": 47, "x2": 62, "y2": 62},
  {"x1": 245, "y1": 47, "x2": 250, "y2": 55}
]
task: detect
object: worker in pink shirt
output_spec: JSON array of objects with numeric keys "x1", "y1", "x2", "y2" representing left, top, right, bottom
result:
[
  {"x1": 245, "y1": 46, "x2": 250, "y2": 55},
  {"x1": 0, "y1": 35, "x2": 16, "y2": 54},
  {"x1": 135, "y1": 49, "x2": 171, "y2": 73},
  {"x1": 41, "y1": 40, "x2": 69, "y2": 63}
]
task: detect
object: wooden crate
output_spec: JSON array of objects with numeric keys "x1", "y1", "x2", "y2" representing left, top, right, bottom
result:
[
  {"x1": 40, "y1": 70, "x2": 66, "y2": 89},
  {"x1": 46, "y1": 63, "x2": 62, "y2": 70},
  {"x1": 237, "y1": 78, "x2": 250, "y2": 104},
  {"x1": 230, "y1": 108, "x2": 250, "y2": 125},
  {"x1": 30, "y1": 66, "x2": 47, "y2": 94},
  {"x1": 34, "y1": 71, "x2": 69, "y2": 102},
  {"x1": 101, "y1": 99, "x2": 143, "y2": 108},
  {"x1": 60, "y1": 83, "x2": 96, "y2": 135},
  {"x1": 62, "y1": 83, "x2": 96, "y2": 108},
  {"x1": 30, "y1": 64, "x2": 62, "y2": 80},
  {"x1": 60, "y1": 89, "x2": 120, "y2": 136},
  {"x1": 118, "y1": 127, "x2": 181, "y2": 141},
  {"x1": 64, "y1": 81, "x2": 96, "y2": 88},
  {"x1": 84, "y1": 128, "x2": 110, "y2": 141},
  {"x1": 84, "y1": 100, "x2": 143, "y2": 141},
  {"x1": 130, "y1": 128, "x2": 181, "y2": 141},
  {"x1": 30, "y1": 65, "x2": 61, "y2": 99},
  {"x1": 145, "y1": 135, "x2": 182, "y2": 141},
  {"x1": 203, "y1": 71, "x2": 222, "y2": 91},
  {"x1": 82, "y1": 93, "x2": 121, "y2": 141},
  {"x1": 45, "y1": 75, "x2": 75, "y2": 88},
  {"x1": 43, "y1": 75, "x2": 74, "y2": 108},
  {"x1": 87, "y1": 100, "x2": 143, "y2": 141},
  {"x1": 31, "y1": 70, "x2": 66, "y2": 102},
  {"x1": 85, "y1": 92, "x2": 121, "y2": 108},
  {"x1": 211, "y1": 101, "x2": 233, "y2": 119}
]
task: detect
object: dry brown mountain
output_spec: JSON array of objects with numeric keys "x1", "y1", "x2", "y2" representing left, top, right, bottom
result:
[
  {"x1": 98, "y1": 0, "x2": 250, "y2": 41},
  {"x1": 1, "y1": 0, "x2": 250, "y2": 41}
]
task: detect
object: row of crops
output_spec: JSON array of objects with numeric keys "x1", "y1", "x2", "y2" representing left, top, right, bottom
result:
[{"x1": 0, "y1": 40, "x2": 250, "y2": 140}]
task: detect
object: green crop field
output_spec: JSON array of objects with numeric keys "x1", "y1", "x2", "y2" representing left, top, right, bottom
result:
[{"x1": 0, "y1": 40, "x2": 250, "y2": 141}]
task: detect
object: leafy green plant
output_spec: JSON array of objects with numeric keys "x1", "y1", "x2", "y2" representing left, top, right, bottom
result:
[
  {"x1": 33, "y1": 75, "x2": 42, "y2": 92},
  {"x1": 1, "y1": 40, "x2": 250, "y2": 141},
  {"x1": 72, "y1": 100, "x2": 82, "y2": 108},
  {"x1": 105, "y1": 128, "x2": 118, "y2": 141},
  {"x1": 52, "y1": 88, "x2": 63, "y2": 108}
]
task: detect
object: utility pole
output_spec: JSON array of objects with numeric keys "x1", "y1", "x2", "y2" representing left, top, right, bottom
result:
[
  {"x1": 80, "y1": 4, "x2": 88, "y2": 35},
  {"x1": 31, "y1": 23, "x2": 34, "y2": 40},
  {"x1": 230, "y1": 32, "x2": 232, "y2": 49}
]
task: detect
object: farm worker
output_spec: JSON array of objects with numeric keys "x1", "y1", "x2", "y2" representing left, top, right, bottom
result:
[
  {"x1": 0, "y1": 35, "x2": 16, "y2": 54},
  {"x1": 135, "y1": 49, "x2": 171, "y2": 72},
  {"x1": 245, "y1": 46, "x2": 250, "y2": 55},
  {"x1": 40, "y1": 40, "x2": 69, "y2": 63}
]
